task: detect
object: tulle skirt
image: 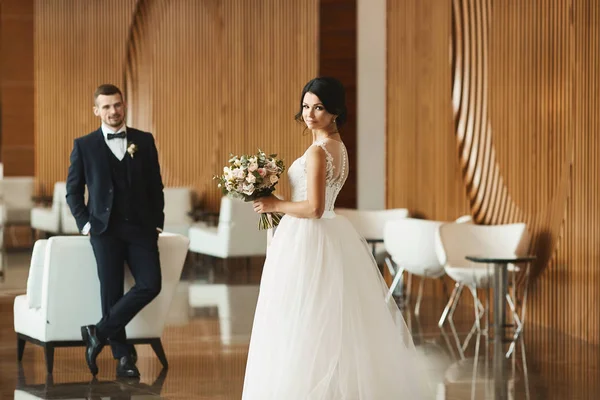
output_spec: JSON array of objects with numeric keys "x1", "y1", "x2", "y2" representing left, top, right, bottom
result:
[{"x1": 242, "y1": 212, "x2": 432, "y2": 399}]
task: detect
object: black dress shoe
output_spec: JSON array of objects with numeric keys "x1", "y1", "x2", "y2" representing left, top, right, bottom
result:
[
  {"x1": 81, "y1": 325, "x2": 104, "y2": 376},
  {"x1": 116, "y1": 355, "x2": 140, "y2": 378}
]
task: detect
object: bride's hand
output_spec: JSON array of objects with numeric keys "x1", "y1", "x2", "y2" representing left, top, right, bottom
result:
[{"x1": 253, "y1": 196, "x2": 280, "y2": 213}]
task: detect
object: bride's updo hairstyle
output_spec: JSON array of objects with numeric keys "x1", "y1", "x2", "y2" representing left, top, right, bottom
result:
[{"x1": 294, "y1": 77, "x2": 347, "y2": 127}]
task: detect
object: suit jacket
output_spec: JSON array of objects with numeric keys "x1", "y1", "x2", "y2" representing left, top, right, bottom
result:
[{"x1": 66, "y1": 127, "x2": 165, "y2": 235}]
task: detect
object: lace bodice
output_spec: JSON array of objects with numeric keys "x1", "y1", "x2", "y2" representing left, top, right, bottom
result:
[{"x1": 287, "y1": 139, "x2": 348, "y2": 213}]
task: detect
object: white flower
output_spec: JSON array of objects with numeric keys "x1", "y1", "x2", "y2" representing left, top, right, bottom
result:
[
  {"x1": 248, "y1": 162, "x2": 258, "y2": 172},
  {"x1": 127, "y1": 143, "x2": 138, "y2": 158},
  {"x1": 246, "y1": 173, "x2": 256, "y2": 183},
  {"x1": 223, "y1": 166, "x2": 231, "y2": 174},
  {"x1": 234, "y1": 159, "x2": 242, "y2": 167},
  {"x1": 269, "y1": 174, "x2": 279, "y2": 184},
  {"x1": 233, "y1": 168, "x2": 245, "y2": 180},
  {"x1": 242, "y1": 183, "x2": 255, "y2": 195}
]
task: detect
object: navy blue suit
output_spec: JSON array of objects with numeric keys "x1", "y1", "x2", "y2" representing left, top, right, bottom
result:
[{"x1": 66, "y1": 127, "x2": 165, "y2": 358}]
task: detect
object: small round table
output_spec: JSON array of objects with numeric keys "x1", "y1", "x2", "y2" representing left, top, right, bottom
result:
[
  {"x1": 465, "y1": 255, "x2": 535, "y2": 341},
  {"x1": 466, "y1": 254, "x2": 536, "y2": 400}
]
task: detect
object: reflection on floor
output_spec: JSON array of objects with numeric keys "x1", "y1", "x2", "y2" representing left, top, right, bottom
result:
[{"x1": 0, "y1": 251, "x2": 598, "y2": 399}]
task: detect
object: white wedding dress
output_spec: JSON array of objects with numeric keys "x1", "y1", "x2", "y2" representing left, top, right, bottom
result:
[{"x1": 242, "y1": 139, "x2": 432, "y2": 399}]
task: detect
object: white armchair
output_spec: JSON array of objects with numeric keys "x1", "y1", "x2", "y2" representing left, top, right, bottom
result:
[
  {"x1": 2, "y1": 177, "x2": 34, "y2": 246},
  {"x1": 336, "y1": 208, "x2": 409, "y2": 264},
  {"x1": 383, "y1": 218, "x2": 446, "y2": 315},
  {"x1": 14, "y1": 233, "x2": 189, "y2": 374},
  {"x1": 163, "y1": 187, "x2": 193, "y2": 236},
  {"x1": 31, "y1": 182, "x2": 65, "y2": 236},
  {"x1": 335, "y1": 208, "x2": 410, "y2": 240},
  {"x1": 188, "y1": 197, "x2": 266, "y2": 258},
  {"x1": 60, "y1": 186, "x2": 88, "y2": 235},
  {"x1": 60, "y1": 201, "x2": 80, "y2": 234}
]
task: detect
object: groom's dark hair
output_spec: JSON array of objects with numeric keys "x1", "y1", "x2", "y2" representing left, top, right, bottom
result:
[{"x1": 94, "y1": 84, "x2": 123, "y2": 104}]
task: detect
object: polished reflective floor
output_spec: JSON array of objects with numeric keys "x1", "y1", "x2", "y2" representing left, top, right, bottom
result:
[{"x1": 0, "y1": 251, "x2": 598, "y2": 399}]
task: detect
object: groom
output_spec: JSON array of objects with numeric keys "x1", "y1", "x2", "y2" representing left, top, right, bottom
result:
[{"x1": 66, "y1": 84, "x2": 165, "y2": 378}]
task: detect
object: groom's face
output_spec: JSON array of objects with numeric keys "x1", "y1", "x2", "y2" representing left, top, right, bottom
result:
[{"x1": 94, "y1": 94, "x2": 126, "y2": 129}]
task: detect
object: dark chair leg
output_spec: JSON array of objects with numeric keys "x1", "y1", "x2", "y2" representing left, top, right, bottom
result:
[
  {"x1": 44, "y1": 344, "x2": 55, "y2": 375},
  {"x1": 150, "y1": 339, "x2": 168, "y2": 368},
  {"x1": 31, "y1": 228, "x2": 37, "y2": 246},
  {"x1": 17, "y1": 336, "x2": 26, "y2": 361},
  {"x1": 17, "y1": 363, "x2": 26, "y2": 386}
]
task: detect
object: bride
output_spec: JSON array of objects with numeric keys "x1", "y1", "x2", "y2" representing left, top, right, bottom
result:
[{"x1": 242, "y1": 77, "x2": 431, "y2": 399}]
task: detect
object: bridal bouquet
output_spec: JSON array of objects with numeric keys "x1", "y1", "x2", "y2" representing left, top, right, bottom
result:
[{"x1": 214, "y1": 150, "x2": 285, "y2": 230}]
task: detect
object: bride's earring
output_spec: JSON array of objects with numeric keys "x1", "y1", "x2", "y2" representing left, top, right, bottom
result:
[{"x1": 329, "y1": 117, "x2": 338, "y2": 134}]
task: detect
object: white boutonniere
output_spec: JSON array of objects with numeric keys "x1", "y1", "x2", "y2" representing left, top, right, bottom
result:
[{"x1": 127, "y1": 142, "x2": 138, "y2": 158}]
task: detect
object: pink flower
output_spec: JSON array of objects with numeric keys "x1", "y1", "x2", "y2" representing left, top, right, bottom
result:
[
  {"x1": 269, "y1": 175, "x2": 279, "y2": 184},
  {"x1": 258, "y1": 168, "x2": 267, "y2": 177}
]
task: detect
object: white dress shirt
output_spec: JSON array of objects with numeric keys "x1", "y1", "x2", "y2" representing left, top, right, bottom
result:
[{"x1": 102, "y1": 124, "x2": 128, "y2": 160}]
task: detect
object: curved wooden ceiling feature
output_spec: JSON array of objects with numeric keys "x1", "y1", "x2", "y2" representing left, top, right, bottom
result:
[
  {"x1": 123, "y1": 0, "x2": 169, "y2": 133},
  {"x1": 388, "y1": 0, "x2": 599, "y2": 342},
  {"x1": 451, "y1": 0, "x2": 573, "y2": 282},
  {"x1": 452, "y1": 0, "x2": 523, "y2": 225}
]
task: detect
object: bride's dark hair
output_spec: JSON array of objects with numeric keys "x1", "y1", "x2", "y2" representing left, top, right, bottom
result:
[{"x1": 294, "y1": 77, "x2": 347, "y2": 127}]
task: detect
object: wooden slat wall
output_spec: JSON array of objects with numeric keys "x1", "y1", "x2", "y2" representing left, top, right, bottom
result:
[
  {"x1": 34, "y1": 0, "x2": 137, "y2": 195},
  {"x1": 1, "y1": 0, "x2": 35, "y2": 177},
  {"x1": 570, "y1": 0, "x2": 600, "y2": 343},
  {"x1": 35, "y1": 0, "x2": 320, "y2": 209},
  {"x1": 387, "y1": 0, "x2": 468, "y2": 220},
  {"x1": 388, "y1": 0, "x2": 600, "y2": 342}
]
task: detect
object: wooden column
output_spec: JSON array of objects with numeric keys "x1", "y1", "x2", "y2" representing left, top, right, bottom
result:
[{"x1": 319, "y1": 0, "x2": 357, "y2": 208}]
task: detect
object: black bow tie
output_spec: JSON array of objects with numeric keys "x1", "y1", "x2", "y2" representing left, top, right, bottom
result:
[{"x1": 107, "y1": 132, "x2": 126, "y2": 140}]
